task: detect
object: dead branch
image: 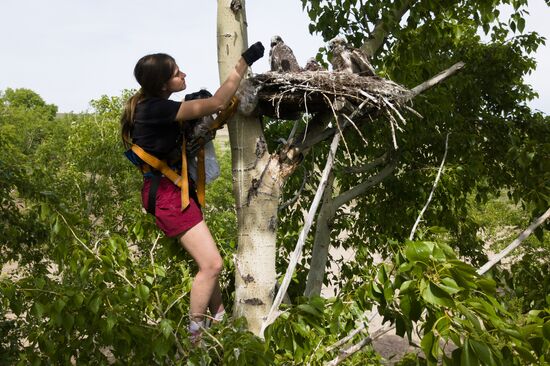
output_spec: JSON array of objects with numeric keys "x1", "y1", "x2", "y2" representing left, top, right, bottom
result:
[
  {"x1": 477, "y1": 207, "x2": 550, "y2": 275},
  {"x1": 343, "y1": 152, "x2": 387, "y2": 174},
  {"x1": 261, "y1": 130, "x2": 342, "y2": 335},
  {"x1": 332, "y1": 163, "x2": 396, "y2": 210},
  {"x1": 409, "y1": 133, "x2": 450, "y2": 240},
  {"x1": 325, "y1": 325, "x2": 394, "y2": 366},
  {"x1": 410, "y1": 62, "x2": 465, "y2": 97}
]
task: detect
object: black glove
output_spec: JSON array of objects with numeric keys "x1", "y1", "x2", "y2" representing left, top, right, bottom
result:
[
  {"x1": 241, "y1": 41, "x2": 265, "y2": 66},
  {"x1": 185, "y1": 89, "x2": 212, "y2": 101}
]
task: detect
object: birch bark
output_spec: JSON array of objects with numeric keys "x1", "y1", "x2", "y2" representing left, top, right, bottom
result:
[{"x1": 217, "y1": 0, "x2": 279, "y2": 335}]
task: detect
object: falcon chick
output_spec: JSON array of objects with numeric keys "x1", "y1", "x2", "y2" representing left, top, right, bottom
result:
[
  {"x1": 269, "y1": 35, "x2": 302, "y2": 72},
  {"x1": 304, "y1": 57, "x2": 324, "y2": 71},
  {"x1": 328, "y1": 37, "x2": 375, "y2": 76}
]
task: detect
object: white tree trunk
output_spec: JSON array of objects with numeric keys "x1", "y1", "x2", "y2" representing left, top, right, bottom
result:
[{"x1": 217, "y1": 0, "x2": 279, "y2": 335}]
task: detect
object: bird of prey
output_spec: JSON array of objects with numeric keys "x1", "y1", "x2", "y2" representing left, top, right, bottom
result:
[
  {"x1": 269, "y1": 35, "x2": 302, "y2": 72},
  {"x1": 304, "y1": 57, "x2": 324, "y2": 71},
  {"x1": 328, "y1": 37, "x2": 375, "y2": 76}
]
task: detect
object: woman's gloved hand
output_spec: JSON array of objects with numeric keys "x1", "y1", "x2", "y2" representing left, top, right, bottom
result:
[{"x1": 241, "y1": 42, "x2": 265, "y2": 66}]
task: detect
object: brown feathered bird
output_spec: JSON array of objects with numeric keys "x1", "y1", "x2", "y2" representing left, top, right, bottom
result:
[
  {"x1": 269, "y1": 35, "x2": 302, "y2": 72},
  {"x1": 328, "y1": 37, "x2": 375, "y2": 76},
  {"x1": 304, "y1": 57, "x2": 324, "y2": 71}
]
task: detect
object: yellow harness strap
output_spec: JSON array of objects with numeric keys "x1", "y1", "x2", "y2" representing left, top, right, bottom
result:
[
  {"x1": 130, "y1": 96, "x2": 239, "y2": 211},
  {"x1": 197, "y1": 146, "x2": 206, "y2": 206},
  {"x1": 214, "y1": 96, "x2": 239, "y2": 130},
  {"x1": 180, "y1": 141, "x2": 190, "y2": 209},
  {"x1": 131, "y1": 144, "x2": 197, "y2": 210}
]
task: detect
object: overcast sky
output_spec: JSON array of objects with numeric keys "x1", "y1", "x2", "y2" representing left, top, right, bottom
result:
[{"x1": 0, "y1": 0, "x2": 547, "y2": 114}]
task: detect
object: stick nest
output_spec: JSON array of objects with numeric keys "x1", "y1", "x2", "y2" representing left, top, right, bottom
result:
[{"x1": 249, "y1": 71, "x2": 412, "y2": 120}]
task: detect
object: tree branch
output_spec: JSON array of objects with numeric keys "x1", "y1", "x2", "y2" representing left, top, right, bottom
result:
[
  {"x1": 409, "y1": 133, "x2": 450, "y2": 240},
  {"x1": 333, "y1": 163, "x2": 396, "y2": 209},
  {"x1": 262, "y1": 129, "x2": 342, "y2": 335},
  {"x1": 361, "y1": 0, "x2": 415, "y2": 57},
  {"x1": 477, "y1": 207, "x2": 550, "y2": 275},
  {"x1": 410, "y1": 62, "x2": 465, "y2": 97},
  {"x1": 343, "y1": 152, "x2": 388, "y2": 174},
  {"x1": 293, "y1": 62, "x2": 464, "y2": 154},
  {"x1": 326, "y1": 323, "x2": 366, "y2": 353},
  {"x1": 325, "y1": 325, "x2": 394, "y2": 366}
]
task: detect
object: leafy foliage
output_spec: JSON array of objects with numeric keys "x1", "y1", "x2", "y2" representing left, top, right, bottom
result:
[{"x1": 1, "y1": 0, "x2": 549, "y2": 362}]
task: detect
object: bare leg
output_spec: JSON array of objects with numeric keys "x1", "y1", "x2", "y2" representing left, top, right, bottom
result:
[
  {"x1": 178, "y1": 221, "x2": 224, "y2": 321},
  {"x1": 209, "y1": 281, "x2": 224, "y2": 316}
]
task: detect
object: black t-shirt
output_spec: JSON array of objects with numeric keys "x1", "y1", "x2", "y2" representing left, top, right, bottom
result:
[{"x1": 131, "y1": 97, "x2": 182, "y2": 159}]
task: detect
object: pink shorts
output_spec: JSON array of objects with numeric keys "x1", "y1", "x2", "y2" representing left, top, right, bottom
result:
[{"x1": 142, "y1": 177, "x2": 203, "y2": 237}]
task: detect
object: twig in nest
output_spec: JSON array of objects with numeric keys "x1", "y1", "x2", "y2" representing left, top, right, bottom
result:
[
  {"x1": 321, "y1": 93, "x2": 353, "y2": 165},
  {"x1": 385, "y1": 109, "x2": 399, "y2": 149},
  {"x1": 300, "y1": 90, "x2": 312, "y2": 144},
  {"x1": 382, "y1": 97, "x2": 407, "y2": 130},
  {"x1": 342, "y1": 114, "x2": 369, "y2": 147},
  {"x1": 404, "y1": 104, "x2": 423, "y2": 118}
]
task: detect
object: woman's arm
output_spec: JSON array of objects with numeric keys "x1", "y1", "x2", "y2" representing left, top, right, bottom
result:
[
  {"x1": 175, "y1": 42, "x2": 264, "y2": 122},
  {"x1": 175, "y1": 57, "x2": 248, "y2": 122}
]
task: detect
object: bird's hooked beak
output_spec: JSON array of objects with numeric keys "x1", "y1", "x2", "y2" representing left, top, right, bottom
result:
[
  {"x1": 270, "y1": 36, "x2": 282, "y2": 47},
  {"x1": 328, "y1": 36, "x2": 344, "y2": 51}
]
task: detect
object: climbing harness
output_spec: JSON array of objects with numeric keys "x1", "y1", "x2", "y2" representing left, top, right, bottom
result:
[{"x1": 125, "y1": 96, "x2": 239, "y2": 215}]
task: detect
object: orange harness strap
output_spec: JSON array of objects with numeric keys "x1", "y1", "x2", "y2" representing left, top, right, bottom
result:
[
  {"x1": 131, "y1": 144, "x2": 208, "y2": 210},
  {"x1": 130, "y1": 97, "x2": 239, "y2": 210}
]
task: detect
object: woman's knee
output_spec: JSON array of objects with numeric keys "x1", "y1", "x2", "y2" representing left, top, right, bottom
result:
[{"x1": 199, "y1": 255, "x2": 223, "y2": 277}]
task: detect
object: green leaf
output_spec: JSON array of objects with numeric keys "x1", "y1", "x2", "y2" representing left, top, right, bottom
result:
[
  {"x1": 514, "y1": 345, "x2": 537, "y2": 363},
  {"x1": 159, "y1": 319, "x2": 173, "y2": 339},
  {"x1": 476, "y1": 278, "x2": 496, "y2": 294},
  {"x1": 54, "y1": 298, "x2": 66, "y2": 313},
  {"x1": 400, "y1": 294, "x2": 411, "y2": 318},
  {"x1": 435, "y1": 316, "x2": 451, "y2": 336},
  {"x1": 399, "y1": 280, "x2": 415, "y2": 294},
  {"x1": 32, "y1": 302, "x2": 46, "y2": 318},
  {"x1": 457, "y1": 303, "x2": 482, "y2": 331},
  {"x1": 543, "y1": 321, "x2": 550, "y2": 340},
  {"x1": 53, "y1": 217, "x2": 61, "y2": 235},
  {"x1": 383, "y1": 282, "x2": 394, "y2": 301},
  {"x1": 34, "y1": 277, "x2": 46, "y2": 289},
  {"x1": 89, "y1": 296, "x2": 101, "y2": 314},
  {"x1": 136, "y1": 284, "x2": 150, "y2": 301},
  {"x1": 421, "y1": 282, "x2": 454, "y2": 307},
  {"x1": 405, "y1": 241, "x2": 434, "y2": 262},
  {"x1": 152, "y1": 336, "x2": 171, "y2": 357},
  {"x1": 395, "y1": 317, "x2": 406, "y2": 337},
  {"x1": 398, "y1": 261, "x2": 415, "y2": 273},
  {"x1": 517, "y1": 17, "x2": 525, "y2": 33},
  {"x1": 461, "y1": 338, "x2": 479, "y2": 366},
  {"x1": 100, "y1": 255, "x2": 113, "y2": 269},
  {"x1": 438, "y1": 277, "x2": 461, "y2": 295},
  {"x1": 63, "y1": 313, "x2": 75, "y2": 331},
  {"x1": 72, "y1": 293, "x2": 85, "y2": 307},
  {"x1": 106, "y1": 315, "x2": 117, "y2": 332},
  {"x1": 501, "y1": 327, "x2": 523, "y2": 340},
  {"x1": 421, "y1": 331, "x2": 436, "y2": 362},
  {"x1": 40, "y1": 203, "x2": 51, "y2": 221},
  {"x1": 469, "y1": 338, "x2": 494, "y2": 365}
]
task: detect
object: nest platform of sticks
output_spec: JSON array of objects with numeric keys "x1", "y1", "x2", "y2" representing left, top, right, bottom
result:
[{"x1": 247, "y1": 71, "x2": 413, "y2": 120}]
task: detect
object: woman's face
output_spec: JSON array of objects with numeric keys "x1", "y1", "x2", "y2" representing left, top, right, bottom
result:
[{"x1": 164, "y1": 65, "x2": 187, "y2": 94}]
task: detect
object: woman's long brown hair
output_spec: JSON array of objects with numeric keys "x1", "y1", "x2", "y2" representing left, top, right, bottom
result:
[{"x1": 120, "y1": 53, "x2": 177, "y2": 148}]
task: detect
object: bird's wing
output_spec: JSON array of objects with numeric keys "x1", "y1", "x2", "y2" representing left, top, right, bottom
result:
[{"x1": 349, "y1": 49, "x2": 375, "y2": 75}]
